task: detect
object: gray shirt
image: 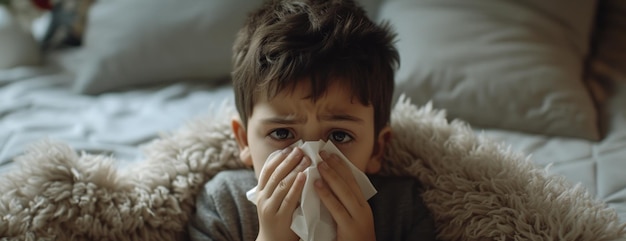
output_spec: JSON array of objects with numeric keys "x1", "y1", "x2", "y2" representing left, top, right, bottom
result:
[{"x1": 189, "y1": 169, "x2": 437, "y2": 241}]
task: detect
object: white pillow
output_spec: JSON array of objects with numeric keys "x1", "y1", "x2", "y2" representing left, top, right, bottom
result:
[
  {"x1": 379, "y1": 0, "x2": 600, "y2": 140},
  {"x1": 0, "y1": 6, "x2": 40, "y2": 69},
  {"x1": 72, "y1": 0, "x2": 264, "y2": 94}
]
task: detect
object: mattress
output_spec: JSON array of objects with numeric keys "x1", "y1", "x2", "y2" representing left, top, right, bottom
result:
[{"x1": 1, "y1": 55, "x2": 625, "y2": 225}]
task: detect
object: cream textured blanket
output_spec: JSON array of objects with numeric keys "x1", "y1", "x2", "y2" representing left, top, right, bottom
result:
[{"x1": 1, "y1": 98, "x2": 625, "y2": 241}]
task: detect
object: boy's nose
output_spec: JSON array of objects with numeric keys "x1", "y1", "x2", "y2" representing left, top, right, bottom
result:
[
  {"x1": 300, "y1": 127, "x2": 326, "y2": 142},
  {"x1": 300, "y1": 136, "x2": 325, "y2": 142}
]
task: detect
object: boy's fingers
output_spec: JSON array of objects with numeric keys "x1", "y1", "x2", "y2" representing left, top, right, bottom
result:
[
  {"x1": 314, "y1": 178, "x2": 350, "y2": 222},
  {"x1": 318, "y1": 153, "x2": 371, "y2": 218},
  {"x1": 268, "y1": 156, "x2": 310, "y2": 209},
  {"x1": 279, "y1": 171, "x2": 307, "y2": 215},
  {"x1": 262, "y1": 147, "x2": 304, "y2": 199},
  {"x1": 319, "y1": 152, "x2": 364, "y2": 203},
  {"x1": 257, "y1": 147, "x2": 291, "y2": 190},
  {"x1": 262, "y1": 147, "x2": 300, "y2": 191}
]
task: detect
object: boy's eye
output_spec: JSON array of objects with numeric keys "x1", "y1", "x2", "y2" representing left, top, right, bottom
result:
[
  {"x1": 269, "y1": 128, "x2": 294, "y2": 140},
  {"x1": 328, "y1": 131, "x2": 353, "y2": 143}
]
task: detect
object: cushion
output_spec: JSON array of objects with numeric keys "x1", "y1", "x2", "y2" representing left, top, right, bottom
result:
[
  {"x1": 0, "y1": 6, "x2": 40, "y2": 69},
  {"x1": 0, "y1": 99, "x2": 624, "y2": 240},
  {"x1": 379, "y1": 0, "x2": 600, "y2": 140},
  {"x1": 71, "y1": 0, "x2": 264, "y2": 94}
]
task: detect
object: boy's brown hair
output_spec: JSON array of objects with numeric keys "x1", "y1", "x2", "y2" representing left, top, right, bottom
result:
[{"x1": 232, "y1": 0, "x2": 399, "y2": 134}]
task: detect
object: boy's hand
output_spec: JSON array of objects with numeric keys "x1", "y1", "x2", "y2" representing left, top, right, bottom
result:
[
  {"x1": 255, "y1": 147, "x2": 310, "y2": 241},
  {"x1": 315, "y1": 151, "x2": 377, "y2": 241}
]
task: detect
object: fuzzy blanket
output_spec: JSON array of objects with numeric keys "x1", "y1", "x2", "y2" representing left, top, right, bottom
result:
[{"x1": 1, "y1": 98, "x2": 625, "y2": 241}]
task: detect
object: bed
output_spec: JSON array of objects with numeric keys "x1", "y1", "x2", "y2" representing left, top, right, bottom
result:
[{"x1": 1, "y1": 0, "x2": 625, "y2": 240}]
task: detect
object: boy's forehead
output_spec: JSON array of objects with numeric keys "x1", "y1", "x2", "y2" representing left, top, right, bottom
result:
[
  {"x1": 258, "y1": 78, "x2": 360, "y2": 103},
  {"x1": 253, "y1": 84, "x2": 374, "y2": 118}
]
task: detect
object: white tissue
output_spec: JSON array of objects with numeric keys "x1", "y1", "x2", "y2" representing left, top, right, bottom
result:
[{"x1": 246, "y1": 140, "x2": 377, "y2": 241}]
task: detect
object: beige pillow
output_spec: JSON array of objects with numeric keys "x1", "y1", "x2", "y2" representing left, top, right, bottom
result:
[
  {"x1": 72, "y1": 0, "x2": 264, "y2": 94},
  {"x1": 380, "y1": 0, "x2": 600, "y2": 140}
]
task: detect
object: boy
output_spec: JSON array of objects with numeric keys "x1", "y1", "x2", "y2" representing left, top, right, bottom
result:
[{"x1": 189, "y1": 0, "x2": 437, "y2": 240}]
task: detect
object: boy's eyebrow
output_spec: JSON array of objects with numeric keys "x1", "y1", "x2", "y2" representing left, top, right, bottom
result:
[
  {"x1": 261, "y1": 116, "x2": 305, "y2": 125},
  {"x1": 320, "y1": 114, "x2": 364, "y2": 123},
  {"x1": 261, "y1": 114, "x2": 364, "y2": 124}
]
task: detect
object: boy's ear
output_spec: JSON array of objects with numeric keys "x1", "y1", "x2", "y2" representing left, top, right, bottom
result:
[
  {"x1": 366, "y1": 125, "x2": 392, "y2": 174},
  {"x1": 231, "y1": 117, "x2": 253, "y2": 166}
]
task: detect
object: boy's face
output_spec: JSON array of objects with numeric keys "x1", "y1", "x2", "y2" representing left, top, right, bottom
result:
[{"x1": 232, "y1": 78, "x2": 391, "y2": 178}]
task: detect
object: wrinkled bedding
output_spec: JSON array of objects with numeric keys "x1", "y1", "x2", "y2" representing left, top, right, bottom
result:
[
  {"x1": 481, "y1": 82, "x2": 626, "y2": 222},
  {"x1": 0, "y1": 63, "x2": 234, "y2": 172},
  {"x1": 0, "y1": 58, "x2": 625, "y2": 225}
]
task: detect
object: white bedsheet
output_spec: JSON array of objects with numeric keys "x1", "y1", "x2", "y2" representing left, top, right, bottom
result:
[{"x1": 0, "y1": 65, "x2": 235, "y2": 171}]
